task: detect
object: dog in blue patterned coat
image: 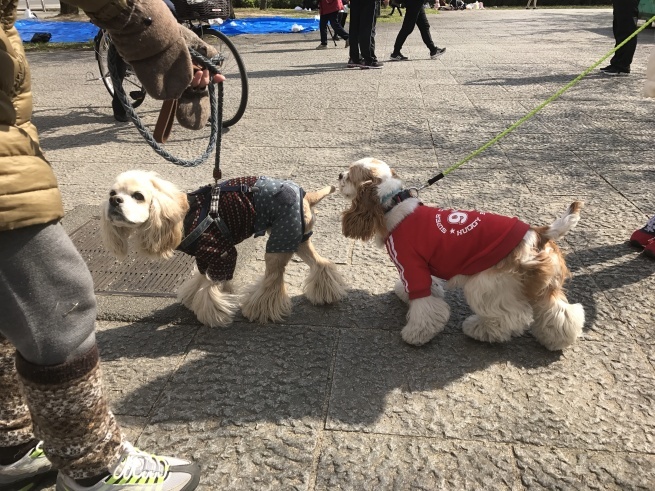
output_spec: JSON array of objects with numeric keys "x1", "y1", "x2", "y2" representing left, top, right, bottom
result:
[{"x1": 101, "y1": 170, "x2": 348, "y2": 326}]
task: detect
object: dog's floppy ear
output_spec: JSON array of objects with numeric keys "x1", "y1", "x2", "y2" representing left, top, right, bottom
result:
[
  {"x1": 100, "y1": 205, "x2": 131, "y2": 260},
  {"x1": 342, "y1": 180, "x2": 385, "y2": 241},
  {"x1": 138, "y1": 175, "x2": 190, "y2": 259}
]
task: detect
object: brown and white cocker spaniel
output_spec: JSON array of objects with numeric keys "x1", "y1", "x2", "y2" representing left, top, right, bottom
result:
[{"x1": 338, "y1": 158, "x2": 584, "y2": 351}]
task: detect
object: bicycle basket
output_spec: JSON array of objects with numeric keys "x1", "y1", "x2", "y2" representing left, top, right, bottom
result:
[{"x1": 171, "y1": 0, "x2": 230, "y2": 20}]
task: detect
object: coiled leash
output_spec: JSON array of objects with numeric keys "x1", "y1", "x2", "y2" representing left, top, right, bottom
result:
[
  {"x1": 418, "y1": 14, "x2": 655, "y2": 192},
  {"x1": 108, "y1": 43, "x2": 225, "y2": 180}
]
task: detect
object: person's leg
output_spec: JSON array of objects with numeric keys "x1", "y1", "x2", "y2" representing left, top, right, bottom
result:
[
  {"x1": 0, "y1": 223, "x2": 121, "y2": 481},
  {"x1": 0, "y1": 223, "x2": 200, "y2": 490},
  {"x1": 415, "y1": 3, "x2": 436, "y2": 51},
  {"x1": 392, "y1": 0, "x2": 420, "y2": 55},
  {"x1": 111, "y1": 54, "x2": 129, "y2": 123},
  {"x1": 359, "y1": 0, "x2": 378, "y2": 63},
  {"x1": 0, "y1": 335, "x2": 53, "y2": 489},
  {"x1": 330, "y1": 11, "x2": 350, "y2": 39},
  {"x1": 349, "y1": 0, "x2": 362, "y2": 63},
  {"x1": 609, "y1": 0, "x2": 639, "y2": 71},
  {"x1": 319, "y1": 14, "x2": 329, "y2": 45}
]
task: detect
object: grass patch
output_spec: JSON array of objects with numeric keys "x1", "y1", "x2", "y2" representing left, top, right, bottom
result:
[{"x1": 23, "y1": 41, "x2": 93, "y2": 52}]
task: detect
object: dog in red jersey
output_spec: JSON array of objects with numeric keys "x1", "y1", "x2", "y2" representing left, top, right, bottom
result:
[{"x1": 337, "y1": 158, "x2": 584, "y2": 350}]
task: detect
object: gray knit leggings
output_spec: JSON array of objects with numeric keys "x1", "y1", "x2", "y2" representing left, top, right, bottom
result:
[{"x1": 0, "y1": 222, "x2": 96, "y2": 365}]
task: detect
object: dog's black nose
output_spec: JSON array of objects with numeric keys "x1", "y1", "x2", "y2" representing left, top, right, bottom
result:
[
  {"x1": 109, "y1": 196, "x2": 123, "y2": 207},
  {"x1": 338, "y1": 172, "x2": 343, "y2": 180}
]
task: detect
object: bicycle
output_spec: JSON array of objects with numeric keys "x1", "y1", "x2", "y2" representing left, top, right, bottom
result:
[{"x1": 94, "y1": 0, "x2": 248, "y2": 128}]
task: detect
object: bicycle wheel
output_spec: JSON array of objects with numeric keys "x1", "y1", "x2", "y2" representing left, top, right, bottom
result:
[
  {"x1": 198, "y1": 28, "x2": 248, "y2": 128},
  {"x1": 95, "y1": 30, "x2": 146, "y2": 109}
]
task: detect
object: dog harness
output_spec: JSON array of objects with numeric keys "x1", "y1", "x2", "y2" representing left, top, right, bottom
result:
[
  {"x1": 386, "y1": 204, "x2": 530, "y2": 299},
  {"x1": 177, "y1": 176, "x2": 309, "y2": 282}
]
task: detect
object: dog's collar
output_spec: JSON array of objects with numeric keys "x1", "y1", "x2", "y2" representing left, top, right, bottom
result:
[{"x1": 382, "y1": 188, "x2": 419, "y2": 212}]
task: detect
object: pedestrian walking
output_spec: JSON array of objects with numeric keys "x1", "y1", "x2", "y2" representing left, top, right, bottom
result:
[
  {"x1": 389, "y1": 0, "x2": 445, "y2": 61},
  {"x1": 317, "y1": 0, "x2": 350, "y2": 49},
  {"x1": 526, "y1": 0, "x2": 537, "y2": 9}
]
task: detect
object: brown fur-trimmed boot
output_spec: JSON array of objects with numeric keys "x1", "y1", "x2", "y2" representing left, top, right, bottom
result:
[
  {"x1": 0, "y1": 336, "x2": 53, "y2": 488},
  {"x1": 16, "y1": 345, "x2": 200, "y2": 490}
]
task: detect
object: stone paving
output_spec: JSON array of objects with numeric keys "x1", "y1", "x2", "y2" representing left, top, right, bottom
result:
[{"x1": 25, "y1": 8, "x2": 655, "y2": 490}]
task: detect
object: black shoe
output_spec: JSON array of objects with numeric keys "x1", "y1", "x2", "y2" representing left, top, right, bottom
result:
[
  {"x1": 390, "y1": 52, "x2": 409, "y2": 61},
  {"x1": 346, "y1": 57, "x2": 364, "y2": 69},
  {"x1": 430, "y1": 47, "x2": 446, "y2": 59},
  {"x1": 600, "y1": 65, "x2": 630, "y2": 76},
  {"x1": 361, "y1": 60, "x2": 384, "y2": 69}
]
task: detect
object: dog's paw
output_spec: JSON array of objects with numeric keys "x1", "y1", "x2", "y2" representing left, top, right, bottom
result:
[
  {"x1": 240, "y1": 282, "x2": 292, "y2": 323},
  {"x1": 304, "y1": 263, "x2": 348, "y2": 305},
  {"x1": 462, "y1": 315, "x2": 512, "y2": 343},
  {"x1": 401, "y1": 323, "x2": 438, "y2": 346},
  {"x1": 401, "y1": 296, "x2": 450, "y2": 345}
]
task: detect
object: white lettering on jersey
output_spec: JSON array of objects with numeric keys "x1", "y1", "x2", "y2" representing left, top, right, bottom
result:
[{"x1": 435, "y1": 213, "x2": 447, "y2": 234}]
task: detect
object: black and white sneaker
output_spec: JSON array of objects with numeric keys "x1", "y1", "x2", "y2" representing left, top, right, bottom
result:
[
  {"x1": 600, "y1": 65, "x2": 630, "y2": 76},
  {"x1": 429, "y1": 47, "x2": 446, "y2": 59},
  {"x1": 361, "y1": 60, "x2": 384, "y2": 69},
  {"x1": 390, "y1": 52, "x2": 409, "y2": 61},
  {"x1": 346, "y1": 58, "x2": 364, "y2": 69}
]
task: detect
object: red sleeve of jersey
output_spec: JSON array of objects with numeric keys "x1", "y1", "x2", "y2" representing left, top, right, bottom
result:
[{"x1": 386, "y1": 234, "x2": 432, "y2": 300}]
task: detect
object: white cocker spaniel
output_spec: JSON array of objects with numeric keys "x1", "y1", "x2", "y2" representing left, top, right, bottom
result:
[
  {"x1": 101, "y1": 170, "x2": 347, "y2": 327},
  {"x1": 337, "y1": 158, "x2": 584, "y2": 351}
]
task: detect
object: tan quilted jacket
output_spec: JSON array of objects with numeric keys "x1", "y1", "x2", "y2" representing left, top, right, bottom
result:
[{"x1": 0, "y1": 0, "x2": 132, "y2": 231}]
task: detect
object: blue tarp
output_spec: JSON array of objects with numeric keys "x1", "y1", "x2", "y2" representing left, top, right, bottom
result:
[
  {"x1": 15, "y1": 19, "x2": 99, "y2": 43},
  {"x1": 14, "y1": 16, "x2": 318, "y2": 43},
  {"x1": 218, "y1": 16, "x2": 318, "y2": 36}
]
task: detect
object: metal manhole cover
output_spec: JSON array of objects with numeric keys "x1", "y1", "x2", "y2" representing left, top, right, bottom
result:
[{"x1": 70, "y1": 219, "x2": 195, "y2": 297}]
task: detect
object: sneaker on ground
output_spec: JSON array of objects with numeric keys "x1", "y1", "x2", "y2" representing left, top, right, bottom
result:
[
  {"x1": 630, "y1": 229, "x2": 655, "y2": 248},
  {"x1": 361, "y1": 60, "x2": 384, "y2": 69},
  {"x1": 346, "y1": 58, "x2": 364, "y2": 68},
  {"x1": 429, "y1": 47, "x2": 446, "y2": 59},
  {"x1": 600, "y1": 65, "x2": 630, "y2": 75},
  {"x1": 316, "y1": 43, "x2": 328, "y2": 49},
  {"x1": 390, "y1": 52, "x2": 409, "y2": 61},
  {"x1": 643, "y1": 240, "x2": 655, "y2": 259},
  {"x1": 0, "y1": 441, "x2": 54, "y2": 489},
  {"x1": 630, "y1": 216, "x2": 655, "y2": 248},
  {"x1": 55, "y1": 443, "x2": 200, "y2": 491}
]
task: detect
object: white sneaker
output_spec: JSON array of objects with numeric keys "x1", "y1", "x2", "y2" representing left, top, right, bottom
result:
[
  {"x1": 0, "y1": 441, "x2": 54, "y2": 488},
  {"x1": 55, "y1": 443, "x2": 200, "y2": 491}
]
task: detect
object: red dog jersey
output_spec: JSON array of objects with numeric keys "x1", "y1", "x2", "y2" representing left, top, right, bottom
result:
[{"x1": 385, "y1": 205, "x2": 531, "y2": 299}]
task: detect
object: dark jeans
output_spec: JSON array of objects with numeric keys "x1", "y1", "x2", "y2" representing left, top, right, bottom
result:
[
  {"x1": 393, "y1": 0, "x2": 436, "y2": 54},
  {"x1": 349, "y1": 0, "x2": 378, "y2": 63},
  {"x1": 609, "y1": 0, "x2": 639, "y2": 70},
  {"x1": 320, "y1": 11, "x2": 349, "y2": 44}
]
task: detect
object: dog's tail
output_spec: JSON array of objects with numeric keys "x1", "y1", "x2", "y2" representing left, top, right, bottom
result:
[
  {"x1": 540, "y1": 201, "x2": 583, "y2": 241},
  {"x1": 305, "y1": 185, "x2": 335, "y2": 207}
]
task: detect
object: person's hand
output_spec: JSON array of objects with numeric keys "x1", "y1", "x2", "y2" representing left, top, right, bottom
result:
[{"x1": 190, "y1": 69, "x2": 225, "y2": 90}]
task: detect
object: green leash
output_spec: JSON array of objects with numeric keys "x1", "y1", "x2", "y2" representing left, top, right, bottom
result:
[{"x1": 419, "y1": 13, "x2": 655, "y2": 190}]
